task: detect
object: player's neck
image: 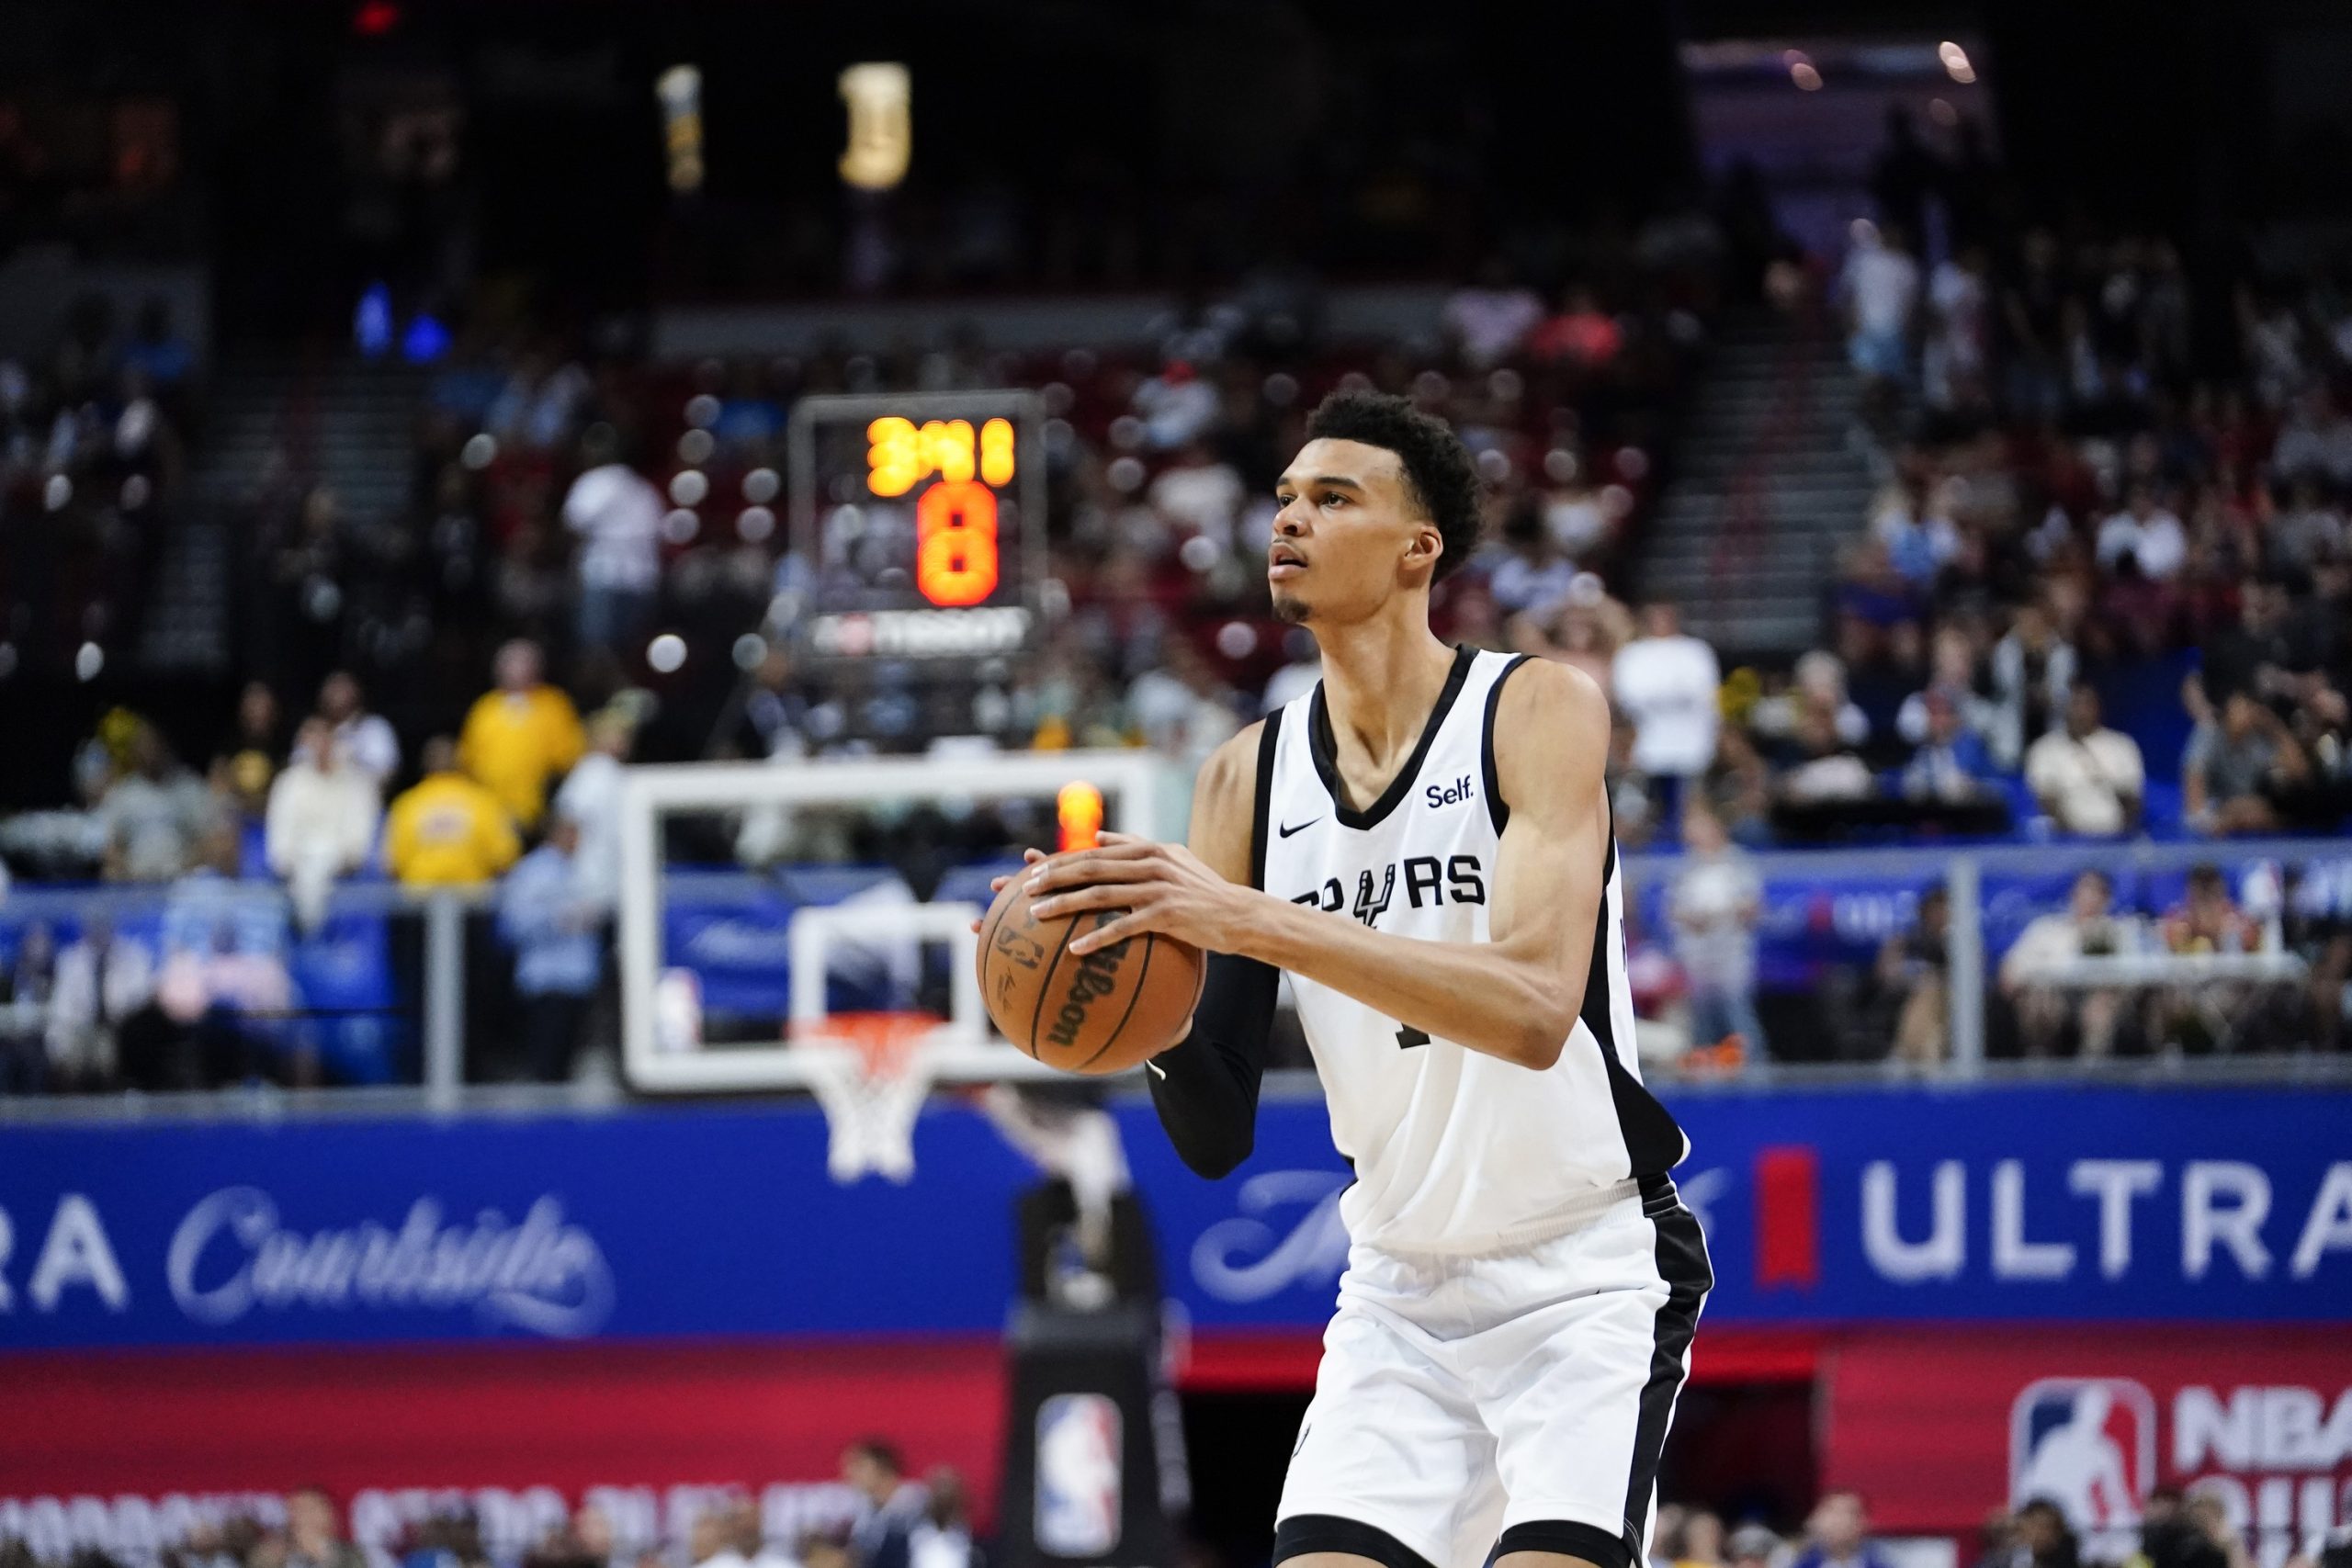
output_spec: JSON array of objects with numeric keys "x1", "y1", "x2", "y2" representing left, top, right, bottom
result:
[{"x1": 1313, "y1": 615, "x2": 1459, "y2": 766}]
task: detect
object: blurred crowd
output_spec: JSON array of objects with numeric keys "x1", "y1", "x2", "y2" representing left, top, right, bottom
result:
[
  {"x1": 0, "y1": 1445, "x2": 979, "y2": 1568},
  {"x1": 0, "y1": 295, "x2": 195, "y2": 680},
  {"x1": 1649, "y1": 1489, "x2": 2349, "y2": 1568}
]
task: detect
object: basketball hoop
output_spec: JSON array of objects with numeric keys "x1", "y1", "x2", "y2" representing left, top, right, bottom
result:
[{"x1": 796, "y1": 1011, "x2": 944, "y2": 1184}]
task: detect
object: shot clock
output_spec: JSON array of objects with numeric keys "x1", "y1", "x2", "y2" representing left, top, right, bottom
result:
[{"x1": 786, "y1": 391, "x2": 1047, "y2": 660}]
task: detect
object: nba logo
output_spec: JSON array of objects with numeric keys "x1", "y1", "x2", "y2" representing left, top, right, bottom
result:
[
  {"x1": 1035, "y1": 1393, "x2": 1123, "y2": 1558},
  {"x1": 2010, "y1": 1379, "x2": 2156, "y2": 1531}
]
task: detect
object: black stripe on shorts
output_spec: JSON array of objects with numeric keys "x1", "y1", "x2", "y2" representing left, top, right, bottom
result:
[
  {"x1": 1616, "y1": 1189, "x2": 1712, "y2": 1562},
  {"x1": 1274, "y1": 1514, "x2": 1437, "y2": 1568}
]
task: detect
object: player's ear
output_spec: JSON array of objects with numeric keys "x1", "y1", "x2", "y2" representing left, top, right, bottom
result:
[{"x1": 1402, "y1": 522, "x2": 1443, "y2": 577}]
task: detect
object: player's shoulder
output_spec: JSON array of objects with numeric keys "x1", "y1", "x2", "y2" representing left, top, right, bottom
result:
[
  {"x1": 1197, "y1": 719, "x2": 1268, "y2": 801},
  {"x1": 1492, "y1": 653, "x2": 1610, "y2": 736}
]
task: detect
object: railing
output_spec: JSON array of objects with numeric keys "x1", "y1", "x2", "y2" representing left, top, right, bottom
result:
[{"x1": 1, "y1": 833, "x2": 2347, "y2": 1122}]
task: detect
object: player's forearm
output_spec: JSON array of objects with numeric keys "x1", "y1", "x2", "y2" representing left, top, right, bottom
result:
[{"x1": 1231, "y1": 892, "x2": 1578, "y2": 1068}]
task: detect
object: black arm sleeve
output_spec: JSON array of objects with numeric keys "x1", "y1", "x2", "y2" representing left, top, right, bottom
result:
[{"x1": 1148, "y1": 950, "x2": 1279, "y2": 1179}]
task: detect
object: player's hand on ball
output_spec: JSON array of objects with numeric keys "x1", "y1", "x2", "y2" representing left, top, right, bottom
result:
[
  {"x1": 1027, "y1": 832, "x2": 1247, "y2": 955},
  {"x1": 968, "y1": 848, "x2": 1049, "y2": 932}
]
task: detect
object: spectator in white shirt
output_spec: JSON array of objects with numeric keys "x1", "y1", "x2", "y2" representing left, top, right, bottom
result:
[
  {"x1": 2000, "y1": 868, "x2": 2133, "y2": 1057},
  {"x1": 552, "y1": 708, "x2": 636, "y2": 912},
  {"x1": 266, "y1": 719, "x2": 383, "y2": 931},
  {"x1": 2025, "y1": 687, "x2": 2145, "y2": 836},
  {"x1": 1612, "y1": 604, "x2": 1722, "y2": 805},
  {"x1": 1131, "y1": 360, "x2": 1220, "y2": 451},
  {"x1": 318, "y1": 671, "x2": 401, "y2": 787},
  {"x1": 563, "y1": 425, "x2": 665, "y2": 655},
  {"x1": 2095, "y1": 485, "x2": 2188, "y2": 581},
  {"x1": 1148, "y1": 442, "x2": 1247, "y2": 548},
  {"x1": 1839, "y1": 219, "x2": 1920, "y2": 386}
]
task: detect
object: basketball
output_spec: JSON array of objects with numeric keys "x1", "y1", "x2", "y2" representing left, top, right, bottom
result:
[{"x1": 975, "y1": 863, "x2": 1205, "y2": 1074}]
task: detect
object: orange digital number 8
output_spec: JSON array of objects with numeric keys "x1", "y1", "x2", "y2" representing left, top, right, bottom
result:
[{"x1": 915, "y1": 479, "x2": 1000, "y2": 606}]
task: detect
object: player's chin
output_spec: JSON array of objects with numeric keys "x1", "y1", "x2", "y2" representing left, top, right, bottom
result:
[{"x1": 1270, "y1": 589, "x2": 1312, "y2": 626}]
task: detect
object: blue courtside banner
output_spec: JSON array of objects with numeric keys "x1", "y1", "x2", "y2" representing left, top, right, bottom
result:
[{"x1": 1, "y1": 1086, "x2": 2346, "y2": 1352}]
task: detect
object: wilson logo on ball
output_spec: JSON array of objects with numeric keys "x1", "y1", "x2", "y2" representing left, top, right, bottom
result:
[{"x1": 1046, "y1": 930, "x2": 1132, "y2": 1049}]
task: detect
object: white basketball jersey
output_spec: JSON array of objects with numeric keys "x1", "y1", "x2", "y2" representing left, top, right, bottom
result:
[{"x1": 1256, "y1": 646, "x2": 1688, "y2": 1253}]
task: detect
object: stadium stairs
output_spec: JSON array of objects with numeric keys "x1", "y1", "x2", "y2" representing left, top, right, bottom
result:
[
  {"x1": 142, "y1": 355, "x2": 424, "y2": 676},
  {"x1": 1635, "y1": 310, "x2": 1878, "y2": 661}
]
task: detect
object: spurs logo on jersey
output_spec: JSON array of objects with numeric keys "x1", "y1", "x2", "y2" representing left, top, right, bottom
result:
[
  {"x1": 1255, "y1": 645, "x2": 1689, "y2": 1254},
  {"x1": 1291, "y1": 854, "x2": 1487, "y2": 923}
]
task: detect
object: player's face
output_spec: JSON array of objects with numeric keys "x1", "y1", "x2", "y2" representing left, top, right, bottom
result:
[{"x1": 1270, "y1": 438, "x2": 1443, "y2": 626}]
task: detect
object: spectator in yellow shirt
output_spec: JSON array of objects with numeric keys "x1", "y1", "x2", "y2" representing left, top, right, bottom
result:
[
  {"x1": 458, "y1": 639, "x2": 585, "y2": 829},
  {"x1": 387, "y1": 737, "x2": 523, "y2": 886}
]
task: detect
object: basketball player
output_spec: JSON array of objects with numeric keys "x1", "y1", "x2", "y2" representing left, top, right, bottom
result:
[{"x1": 1017, "y1": 390, "x2": 1709, "y2": 1568}]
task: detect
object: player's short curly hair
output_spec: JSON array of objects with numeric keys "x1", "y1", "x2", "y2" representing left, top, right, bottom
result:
[{"x1": 1305, "y1": 389, "x2": 1485, "y2": 581}]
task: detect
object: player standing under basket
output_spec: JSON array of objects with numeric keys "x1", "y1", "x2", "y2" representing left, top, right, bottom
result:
[{"x1": 1021, "y1": 389, "x2": 1710, "y2": 1568}]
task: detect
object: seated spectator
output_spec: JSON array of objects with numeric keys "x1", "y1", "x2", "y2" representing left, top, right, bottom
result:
[
  {"x1": 1131, "y1": 358, "x2": 1220, "y2": 451},
  {"x1": 1988, "y1": 602, "x2": 2075, "y2": 769},
  {"x1": 1442, "y1": 259, "x2": 1544, "y2": 369},
  {"x1": 2267, "y1": 479, "x2": 2346, "y2": 575},
  {"x1": 1487, "y1": 506, "x2": 1577, "y2": 617},
  {"x1": 319, "y1": 671, "x2": 401, "y2": 787},
  {"x1": 2010, "y1": 1501, "x2": 2082, "y2": 1568},
  {"x1": 842, "y1": 1439, "x2": 926, "y2": 1568},
  {"x1": 2026, "y1": 686, "x2": 2144, "y2": 836},
  {"x1": 2001, "y1": 869, "x2": 2136, "y2": 1057},
  {"x1": 460, "y1": 638, "x2": 586, "y2": 831},
  {"x1": 1896, "y1": 625, "x2": 1996, "y2": 747},
  {"x1": 1789, "y1": 1492, "x2": 1899, "y2": 1568},
  {"x1": 1778, "y1": 709, "x2": 1875, "y2": 805},
  {"x1": 2096, "y1": 483, "x2": 2188, "y2": 581},
  {"x1": 498, "y1": 813, "x2": 601, "y2": 1082},
  {"x1": 1148, "y1": 441, "x2": 1246, "y2": 546},
  {"x1": 2148, "y1": 864, "x2": 2270, "y2": 1054},
  {"x1": 1901, "y1": 689, "x2": 2005, "y2": 803},
  {"x1": 1668, "y1": 805, "x2": 1766, "y2": 1058},
  {"x1": 2183, "y1": 691, "x2": 2308, "y2": 835},
  {"x1": 287, "y1": 1486, "x2": 366, "y2": 1568},
  {"x1": 266, "y1": 720, "x2": 384, "y2": 931},
  {"x1": 1528, "y1": 285, "x2": 1623, "y2": 367},
  {"x1": 387, "y1": 736, "x2": 522, "y2": 888},
  {"x1": 46, "y1": 916, "x2": 156, "y2": 1088},
  {"x1": 1875, "y1": 886, "x2": 1951, "y2": 1066},
  {"x1": 910, "y1": 1470, "x2": 978, "y2": 1568},
  {"x1": 98, "y1": 721, "x2": 217, "y2": 883}
]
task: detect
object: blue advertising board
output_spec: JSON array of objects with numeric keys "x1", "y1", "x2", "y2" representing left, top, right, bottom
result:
[{"x1": 1, "y1": 1085, "x2": 2346, "y2": 1354}]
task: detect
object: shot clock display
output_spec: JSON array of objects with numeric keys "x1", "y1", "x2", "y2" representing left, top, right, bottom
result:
[{"x1": 786, "y1": 390, "x2": 1046, "y2": 660}]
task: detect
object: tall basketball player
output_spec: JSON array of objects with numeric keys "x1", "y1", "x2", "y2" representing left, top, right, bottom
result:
[{"x1": 1021, "y1": 389, "x2": 1709, "y2": 1568}]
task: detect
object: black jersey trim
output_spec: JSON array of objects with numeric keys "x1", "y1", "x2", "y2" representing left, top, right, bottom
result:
[
  {"x1": 1482, "y1": 651, "x2": 1534, "y2": 835},
  {"x1": 1306, "y1": 643, "x2": 1476, "y2": 831},
  {"x1": 1583, "y1": 831, "x2": 1690, "y2": 1175},
  {"x1": 1250, "y1": 708, "x2": 1283, "y2": 891}
]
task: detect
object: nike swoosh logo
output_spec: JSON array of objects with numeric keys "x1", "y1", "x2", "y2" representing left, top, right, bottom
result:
[{"x1": 1278, "y1": 818, "x2": 1321, "y2": 838}]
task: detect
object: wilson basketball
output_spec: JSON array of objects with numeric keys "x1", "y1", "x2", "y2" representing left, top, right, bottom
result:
[{"x1": 976, "y1": 866, "x2": 1205, "y2": 1074}]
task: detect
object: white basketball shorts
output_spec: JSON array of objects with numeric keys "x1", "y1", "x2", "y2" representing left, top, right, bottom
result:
[{"x1": 1272, "y1": 1173, "x2": 1711, "y2": 1568}]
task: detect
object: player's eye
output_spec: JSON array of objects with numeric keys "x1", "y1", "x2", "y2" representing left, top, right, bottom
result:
[{"x1": 1321, "y1": 492, "x2": 1347, "y2": 508}]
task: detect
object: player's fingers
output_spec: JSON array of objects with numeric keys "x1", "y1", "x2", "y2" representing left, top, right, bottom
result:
[
  {"x1": 1069, "y1": 909, "x2": 1156, "y2": 955},
  {"x1": 1029, "y1": 882, "x2": 1142, "y2": 920},
  {"x1": 1029, "y1": 843, "x2": 1154, "y2": 888},
  {"x1": 1023, "y1": 848, "x2": 1048, "y2": 863},
  {"x1": 1030, "y1": 862, "x2": 1160, "y2": 903}
]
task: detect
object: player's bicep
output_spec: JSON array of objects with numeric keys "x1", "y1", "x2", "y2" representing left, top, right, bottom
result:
[
  {"x1": 1488, "y1": 661, "x2": 1613, "y2": 987},
  {"x1": 1187, "y1": 722, "x2": 1263, "y2": 886}
]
